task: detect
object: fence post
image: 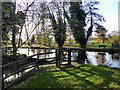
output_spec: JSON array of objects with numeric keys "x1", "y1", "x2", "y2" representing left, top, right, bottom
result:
[
  {"x1": 68, "y1": 49, "x2": 71, "y2": 64},
  {"x1": 37, "y1": 52, "x2": 39, "y2": 70},
  {"x1": 56, "y1": 49, "x2": 58, "y2": 67},
  {"x1": 2, "y1": 66, "x2": 4, "y2": 90},
  {"x1": 78, "y1": 50, "x2": 81, "y2": 64},
  {"x1": 16, "y1": 63, "x2": 19, "y2": 77},
  {"x1": 45, "y1": 49, "x2": 46, "y2": 59}
]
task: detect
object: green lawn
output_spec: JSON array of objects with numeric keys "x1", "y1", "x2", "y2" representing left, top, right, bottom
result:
[
  {"x1": 3, "y1": 43, "x2": 120, "y2": 51},
  {"x1": 13, "y1": 63, "x2": 120, "y2": 88}
]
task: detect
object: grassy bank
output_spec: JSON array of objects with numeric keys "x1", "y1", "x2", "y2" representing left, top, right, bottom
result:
[
  {"x1": 4, "y1": 43, "x2": 120, "y2": 49},
  {"x1": 13, "y1": 63, "x2": 120, "y2": 88}
]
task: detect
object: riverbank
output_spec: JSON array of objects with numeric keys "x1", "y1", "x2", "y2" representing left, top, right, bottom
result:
[
  {"x1": 13, "y1": 63, "x2": 120, "y2": 88},
  {"x1": 4, "y1": 43, "x2": 120, "y2": 49},
  {"x1": 4, "y1": 43, "x2": 120, "y2": 53}
]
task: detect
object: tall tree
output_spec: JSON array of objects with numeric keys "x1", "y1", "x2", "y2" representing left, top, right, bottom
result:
[
  {"x1": 95, "y1": 25, "x2": 107, "y2": 43},
  {"x1": 63, "y1": 1, "x2": 105, "y2": 48},
  {"x1": 2, "y1": 1, "x2": 35, "y2": 56},
  {"x1": 48, "y1": 2, "x2": 66, "y2": 47},
  {"x1": 2, "y1": 2, "x2": 15, "y2": 44},
  {"x1": 108, "y1": 31, "x2": 120, "y2": 43},
  {"x1": 31, "y1": 34, "x2": 35, "y2": 44},
  {"x1": 35, "y1": 2, "x2": 52, "y2": 45}
]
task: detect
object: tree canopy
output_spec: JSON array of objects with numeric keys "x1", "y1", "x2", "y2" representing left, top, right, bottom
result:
[
  {"x1": 95, "y1": 25, "x2": 108, "y2": 43},
  {"x1": 63, "y1": 1, "x2": 105, "y2": 48}
]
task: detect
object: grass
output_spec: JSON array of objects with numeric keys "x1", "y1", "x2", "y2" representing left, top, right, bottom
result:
[
  {"x1": 13, "y1": 63, "x2": 120, "y2": 88},
  {"x1": 3, "y1": 43, "x2": 120, "y2": 48}
]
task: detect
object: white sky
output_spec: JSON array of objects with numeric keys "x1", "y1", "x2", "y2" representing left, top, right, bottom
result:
[
  {"x1": 15, "y1": 0, "x2": 120, "y2": 40},
  {"x1": 96, "y1": 0, "x2": 119, "y2": 34}
]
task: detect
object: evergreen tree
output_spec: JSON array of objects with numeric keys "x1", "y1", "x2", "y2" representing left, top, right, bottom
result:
[{"x1": 63, "y1": 1, "x2": 105, "y2": 48}]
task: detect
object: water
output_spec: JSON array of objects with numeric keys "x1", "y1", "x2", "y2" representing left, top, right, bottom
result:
[
  {"x1": 17, "y1": 48, "x2": 55, "y2": 59},
  {"x1": 86, "y1": 52, "x2": 120, "y2": 68}
]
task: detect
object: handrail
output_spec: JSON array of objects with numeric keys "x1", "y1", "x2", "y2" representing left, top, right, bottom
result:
[
  {"x1": 3, "y1": 61, "x2": 37, "y2": 80},
  {"x1": 3, "y1": 52, "x2": 56, "y2": 68},
  {"x1": 2, "y1": 54, "x2": 36, "y2": 68},
  {"x1": 2, "y1": 51, "x2": 56, "y2": 89}
]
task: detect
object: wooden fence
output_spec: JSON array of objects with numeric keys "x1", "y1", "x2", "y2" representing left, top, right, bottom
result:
[
  {"x1": 2, "y1": 49, "x2": 56, "y2": 90},
  {"x1": 2, "y1": 47, "x2": 113, "y2": 89}
]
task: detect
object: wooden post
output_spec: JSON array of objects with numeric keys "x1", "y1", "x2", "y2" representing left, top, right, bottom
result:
[
  {"x1": 78, "y1": 50, "x2": 81, "y2": 64},
  {"x1": 56, "y1": 49, "x2": 58, "y2": 67},
  {"x1": 45, "y1": 49, "x2": 46, "y2": 59},
  {"x1": 37, "y1": 52, "x2": 39, "y2": 70},
  {"x1": 2, "y1": 66, "x2": 4, "y2": 90},
  {"x1": 37, "y1": 52, "x2": 39, "y2": 60},
  {"x1": 68, "y1": 49, "x2": 71, "y2": 64},
  {"x1": 16, "y1": 63, "x2": 19, "y2": 77},
  {"x1": 59, "y1": 49, "x2": 61, "y2": 67}
]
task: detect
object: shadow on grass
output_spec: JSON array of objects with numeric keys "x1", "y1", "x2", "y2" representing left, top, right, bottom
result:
[
  {"x1": 14, "y1": 64, "x2": 120, "y2": 88},
  {"x1": 58, "y1": 64, "x2": 120, "y2": 88}
]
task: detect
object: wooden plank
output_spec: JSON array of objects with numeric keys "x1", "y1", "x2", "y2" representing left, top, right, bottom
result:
[
  {"x1": 3, "y1": 52, "x2": 55, "y2": 68},
  {"x1": 3, "y1": 61, "x2": 37, "y2": 80},
  {"x1": 3, "y1": 54, "x2": 37, "y2": 68},
  {"x1": 37, "y1": 52, "x2": 55, "y2": 55},
  {"x1": 4, "y1": 65, "x2": 37, "y2": 90}
]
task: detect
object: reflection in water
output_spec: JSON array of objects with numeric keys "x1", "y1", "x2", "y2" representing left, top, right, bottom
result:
[
  {"x1": 95, "y1": 52, "x2": 106, "y2": 65},
  {"x1": 111, "y1": 53, "x2": 120, "y2": 60},
  {"x1": 17, "y1": 48, "x2": 55, "y2": 59},
  {"x1": 87, "y1": 52, "x2": 120, "y2": 68}
]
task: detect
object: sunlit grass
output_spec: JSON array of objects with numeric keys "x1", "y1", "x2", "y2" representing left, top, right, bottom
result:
[
  {"x1": 3, "y1": 43, "x2": 120, "y2": 50},
  {"x1": 14, "y1": 63, "x2": 120, "y2": 88}
]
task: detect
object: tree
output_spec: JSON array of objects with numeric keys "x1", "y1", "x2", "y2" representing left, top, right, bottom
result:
[
  {"x1": 2, "y1": 1, "x2": 37, "y2": 56},
  {"x1": 108, "y1": 31, "x2": 120, "y2": 43},
  {"x1": 95, "y1": 25, "x2": 108, "y2": 43},
  {"x1": 31, "y1": 34, "x2": 35, "y2": 44},
  {"x1": 48, "y1": 2, "x2": 66, "y2": 47},
  {"x1": 35, "y1": 2, "x2": 52, "y2": 45},
  {"x1": 63, "y1": 1, "x2": 105, "y2": 48},
  {"x1": 2, "y1": 2, "x2": 15, "y2": 44}
]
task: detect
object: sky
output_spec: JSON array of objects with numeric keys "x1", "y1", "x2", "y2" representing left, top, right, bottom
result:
[
  {"x1": 15, "y1": 0, "x2": 119, "y2": 40},
  {"x1": 96, "y1": 0, "x2": 119, "y2": 34}
]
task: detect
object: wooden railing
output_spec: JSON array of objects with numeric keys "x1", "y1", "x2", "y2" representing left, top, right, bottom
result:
[
  {"x1": 2, "y1": 47, "x2": 111, "y2": 89},
  {"x1": 2, "y1": 50, "x2": 56, "y2": 90}
]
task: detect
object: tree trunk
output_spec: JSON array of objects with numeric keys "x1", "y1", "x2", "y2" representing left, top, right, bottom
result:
[
  {"x1": 79, "y1": 41, "x2": 87, "y2": 48},
  {"x1": 58, "y1": 42, "x2": 63, "y2": 48},
  {"x1": 103, "y1": 40, "x2": 104, "y2": 44},
  {"x1": 12, "y1": 26, "x2": 17, "y2": 56},
  {"x1": 78, "y1": 50, "x2": 86, "y2": 64}
]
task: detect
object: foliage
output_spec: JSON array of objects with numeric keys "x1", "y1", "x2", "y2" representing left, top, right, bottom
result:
[
  {"x1": 35, "y1": 2, "x2": 52, "y2": 45},
  {"x1": 63, "y1": 1, "x2": 105, "y2": 48},
  {"x1": 69, "y1": 2, "x2": 86, "y2": 48},
  {"x1": 95, "y1": 25, "x2": 108, "y2": 43},
  {"x1": 2, "y1": 2, "x2": 15, "y2": 42},
  {"x1": 14, "y1": 64, "x2": 120, "y2": 88},
  {"x1": 30, "y1": 34, "x2": 35, "y2": 43},
  {"x1": 48, "y1": 2, "x2": 66, "y2": 47},
  {"x1": 2, "y1": 2, "x2": 27, "y2": 56},
  {"x1": 108, "y1": 31, "x2": 120, "y2": 43}
]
